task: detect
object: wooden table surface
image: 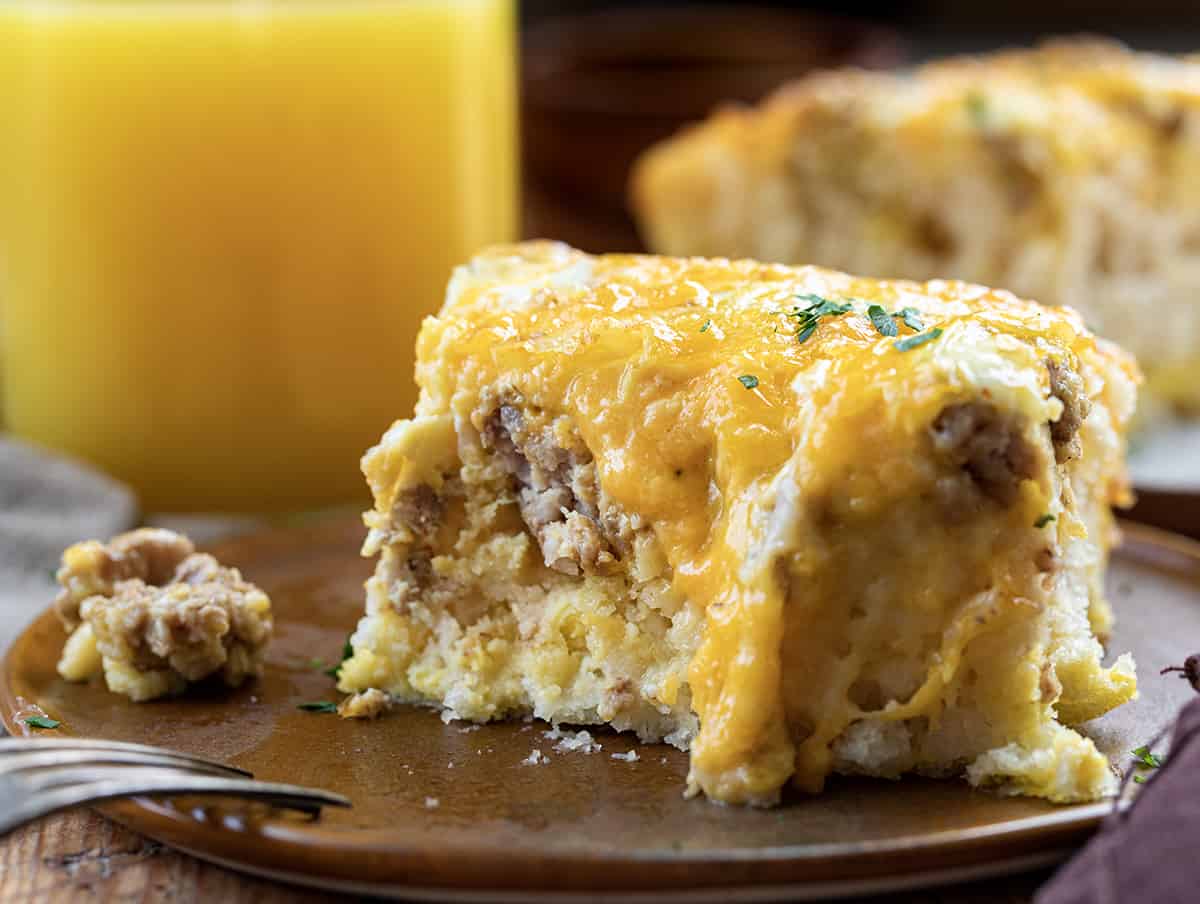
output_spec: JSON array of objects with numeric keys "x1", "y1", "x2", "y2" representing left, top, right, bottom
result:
[
  {"x1": 0, "y1": 811, "x2": 336, "y2": 903},
  {"x1": 0, "y1": 809, "x2": 1053, "y2": 903}
]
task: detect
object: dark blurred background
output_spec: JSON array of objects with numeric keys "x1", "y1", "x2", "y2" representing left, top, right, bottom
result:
[
  {"x1": 524, "y1": 1, "x2": 1199, "y2": 54},
  {"x1": 520, "y1": 1, "x2": 1199, "y2": 252}
]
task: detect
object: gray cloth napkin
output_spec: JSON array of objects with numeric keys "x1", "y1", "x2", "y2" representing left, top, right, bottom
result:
[{"x1": 0, "y1": 437, "x2": 138, "y2": 653}]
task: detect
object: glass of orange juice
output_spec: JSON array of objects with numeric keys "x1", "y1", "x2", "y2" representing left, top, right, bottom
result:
[{"x1": 0, "y1": 0, "x2": 517, "y2": 512}]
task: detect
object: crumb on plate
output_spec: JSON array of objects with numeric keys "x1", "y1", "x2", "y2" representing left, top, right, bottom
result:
[{"x1": 339, "y1": 687, "x2": 392, "y2": 719}]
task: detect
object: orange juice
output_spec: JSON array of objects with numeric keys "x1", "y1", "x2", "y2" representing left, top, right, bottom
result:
[{"x1": 0, "y1": 0, "x2": 517, "y2": 511}]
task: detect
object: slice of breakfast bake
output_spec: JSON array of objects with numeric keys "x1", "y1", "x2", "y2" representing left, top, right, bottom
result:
[{"x1": 340, "y1": 241, "x2": 1138, "y2": 806}]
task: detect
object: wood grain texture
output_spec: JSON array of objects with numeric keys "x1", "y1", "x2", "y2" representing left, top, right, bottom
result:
[{"x1": 0, "y1": 811, "x2": 337, "y2": 903}]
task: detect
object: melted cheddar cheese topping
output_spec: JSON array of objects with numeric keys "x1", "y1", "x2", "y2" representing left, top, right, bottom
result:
[{"x1": 362, "y1": 241, "x2": 1139, "y2": 803}]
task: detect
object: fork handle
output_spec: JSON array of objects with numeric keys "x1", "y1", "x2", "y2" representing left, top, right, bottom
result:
[{"x1": 0, "y1": 775, "x2": 348, "y2": 837}]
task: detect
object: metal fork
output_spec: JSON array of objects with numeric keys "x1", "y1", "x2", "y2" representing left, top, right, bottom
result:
[{"x1": 0, "y1": 737, "x2": 351, "y2": 836}]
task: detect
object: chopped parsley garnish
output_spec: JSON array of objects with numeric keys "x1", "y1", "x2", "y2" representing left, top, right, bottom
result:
[
  {"x1": 794, "y1": 293, "x2": 847, "y2": 312},
  {"x1": 894, "y1": 327, "x2": 943, "y2": 352},
  {"x1": 737, "y1": 374, "x2": 760, "y2": 390},
  {"x1": 787, "y1": 293, "x2": 853, "y2": 343},
  {"x1": 1034, "y1": 513, "x2": 1056, "y2": 529},
  {"x1": 1131, "y1": 745, "x2": 1165, "y2": 770},
  {"x1": 867, "y1": 304, "x2": 899, "y2": 337},
  {"x1": 297, "y1": 701, "x2": 338, "y2": 713},
  {"x1": 966, "y1": 91, "x2": 989, "y2": 127},
  {"x1": 896, "y1": 307, "x2": 924, "y2": 332},
  {"x1": 21, "y1": 715, "x2": 60, "y2": 730},
  {"x1": 865, "y1": 303, "x2": 928, "y2": 337},
  {"x1": 699, "y1": 319, "x2": 712, "y2": 333},
  {"x1": 325, "y1": 635, "x2": 354, "y2": 680},
  {"x1": 1130, "y1": 744, "x2": 1165, "y2": 784}
]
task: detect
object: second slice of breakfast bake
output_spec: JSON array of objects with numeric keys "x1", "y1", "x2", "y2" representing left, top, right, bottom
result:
[{"x1": 632, "y1": 40, "x2": 1200, "y2": 417}]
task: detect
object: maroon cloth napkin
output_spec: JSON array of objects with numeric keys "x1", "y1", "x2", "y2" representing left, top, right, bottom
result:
[{"x1": 1037, "y1": 688, "x2": 1200, "y2": 904}]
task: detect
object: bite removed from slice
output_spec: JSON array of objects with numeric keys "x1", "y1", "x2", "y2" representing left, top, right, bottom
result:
[{"x1": 340, "y1": 241, "x2": 1139, "y2": 806}]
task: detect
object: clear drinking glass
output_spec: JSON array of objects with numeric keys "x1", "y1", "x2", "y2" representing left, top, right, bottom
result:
[{"x1": 0, "y1": 0, "x2": 517, "y2": 511}]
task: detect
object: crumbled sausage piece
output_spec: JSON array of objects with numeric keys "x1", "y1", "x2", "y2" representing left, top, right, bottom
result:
[
  {"x1": 1046, "y1": 358, "x2": 1092, "y2": 463},
  {"x1": 55, "y1": 528, "x2": 195, "y2": 630},
  {"x1": 54, "y1": 529, "x2": 272, "y2": 702},
  {"x1": 394, "y1": 484, "x2": 444, "y2": 543},
  {"x1": 930, "y1": 403, "x2": 1038, "y2": 505},
  {"x1": 482, "y1": 405, "x2": 627, "y2": 575},
  {"x1": 382, "y1": 485, "x2": 447, "y2": 603}
]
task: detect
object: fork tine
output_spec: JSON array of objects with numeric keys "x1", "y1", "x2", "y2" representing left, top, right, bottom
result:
[
  {"x1": 23, "y1": 764, "x2": 245, "y2": 794},
  {"x1": 0, "y1": 738, "x2": 251, "y2": 776},
  {"x1": 0, "y1": 772, "x2": 351, "y2": 838},
  {"x1": 0, "y1": 749, "x2": 248, "y2": 779}
]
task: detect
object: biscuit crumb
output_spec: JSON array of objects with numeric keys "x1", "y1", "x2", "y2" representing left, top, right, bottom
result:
[
  {"x1": 544, "y1": 726, "x2": 602, "y2": 754},
  {"x1": 339, "y1": 688, "x2": 392, "y2": 719},
  {"x1": 522, "y1": 749, "x2": 547, "y2": 766}
]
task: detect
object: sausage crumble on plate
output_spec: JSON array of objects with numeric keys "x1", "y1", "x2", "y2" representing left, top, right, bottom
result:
[{"x1": 55, "y1": 528, "x2": 272, "y2": 701}]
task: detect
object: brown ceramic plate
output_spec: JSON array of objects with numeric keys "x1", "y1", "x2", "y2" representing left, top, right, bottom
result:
[
  {"x1": 1123, "y1": 423, "x2": 1200, "y2": 541},
  {"x1": 2, "y1": 518, "x2": 1197, "y2": 901}
]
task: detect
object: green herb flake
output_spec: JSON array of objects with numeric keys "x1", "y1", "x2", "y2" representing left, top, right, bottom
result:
[
  {"x1": 22, "y1": 715, "x2": 60, "y2": 730},
  {"x1": 297, "y1": 701, "x2": 338, "y2": 714},
  {"x1": 894, "y1": 327, "x2": 943, "y2": 352},
  {"x1": 1034, "y1": 513, "x2": 1056, "y2": 529},
  {"x1": 699, "y1": 319, "x2": 712, "y2": 333},
  {"x1": 787, "y1": 293, "x2": 853, "y2": 344},
  {"x1": 737, "y1": 374, "x2": 760, "y2": 390},
  {"x1": 795, "y1": 293, "x2": 853, "y2": 318},
  {"x1": 1131, "y1": 745, "x2": 1165, "y2": 770},
  {"x1": 325, "y1": 635, "x2": 355, "y2": 680},
  {"x1": 867, "y1": 304, "x2": 899, "y2": 337},
  {"x1": 1133, "y1": 774, "x2": 1149, "y2": 784},
  {"x1": 966, "y1": 92, "x2": 989, "y2": 127},
  {"x1": 896, "y1": 307, "x2": 924, "y2": 332}
]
